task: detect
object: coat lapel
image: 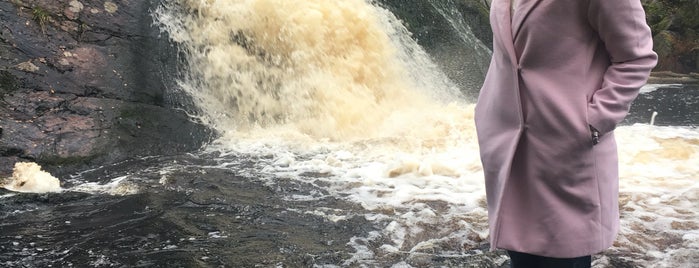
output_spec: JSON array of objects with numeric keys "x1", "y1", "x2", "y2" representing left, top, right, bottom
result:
[
  {"x1": 493, "y1": 0, "x2": 518, "y2": 66},
  {"x1": 511, "y1": 0, "x2": 544, "y2": 41}
]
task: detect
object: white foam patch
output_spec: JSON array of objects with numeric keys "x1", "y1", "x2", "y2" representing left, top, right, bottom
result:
[
  {"x1": 0, "y1": 161, "x2": 143, "y2": 196},
  {"x1": 69, "y1": 175, "x2": 140, "y2": 196},
  {"x1": 640, "y1": 84, "x2": 683, "y2": 94},
  {"x1": 2, "y1": 162, "x2": 62, "y2": 193}
]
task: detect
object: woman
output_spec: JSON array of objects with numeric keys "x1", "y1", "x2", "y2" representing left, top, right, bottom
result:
[{"x1": 474, "y1": 0, "x2": 657, "y2": 267}]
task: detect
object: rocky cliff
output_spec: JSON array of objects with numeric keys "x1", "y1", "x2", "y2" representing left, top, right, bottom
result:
[{"x1": 0, "y1": 0, "x2": 212, "y2": 177}]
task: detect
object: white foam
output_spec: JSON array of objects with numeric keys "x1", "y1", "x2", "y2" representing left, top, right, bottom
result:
[
  {"x1": 197, "y1": 121, "x2": 699, "y2": 266},
  {"x1": 608, "y1": 124, "x2": 699, "y2": 267},
  {"x1": 2, "y1": 162, "x2": 62, "y2": 193},
  {"x1": 640, "y1": 84, "x2": 683, "y2": 94},
  {"x1": 70, "y1": 176, "x2": 139, "y2": 195}
]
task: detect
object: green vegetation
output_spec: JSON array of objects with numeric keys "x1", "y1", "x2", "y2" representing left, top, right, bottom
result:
[
  {"x1": 32, "y1": 6, "x2": 50, "y2": 34},
  {"x1": 642, "y1": 0, "x2": 699, "y2": 73},
  {"x1": 644, "y1": 0, "x2": 699, "y2": 35}
]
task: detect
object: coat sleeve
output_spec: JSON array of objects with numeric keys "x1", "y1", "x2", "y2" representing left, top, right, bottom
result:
[{"x1": 587, "y1": 0, "x2": 658, "y2": 135}]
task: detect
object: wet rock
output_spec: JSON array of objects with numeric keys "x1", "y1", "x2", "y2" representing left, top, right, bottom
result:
[
  {"x1": 103, "y1": 1, "x2": 117, "y2": 14},
  {"x1": 15, "y1": 60, "x2": 39, "y2": 72},
  {"x1": 456, "y1": 0, "x2": 493, "y2": 49},
  {"x1": 0, "y1": 0, "x2": 212, "y2": 175},
  {"x1": 0, "y1": 70, "x2": 19, "y2": 95},
  {"x1": 0, "y1": 156, "x2": 21, "y2": 178},
  {"x1": 64, "y1": 0, "x2": 83, "y2": 20},
  {"x1": 377, "y1": 0, "x2": 492, "y2": 99},
  {"x1": 648, "y1": 71, "x2": 699, "y2": 84}
]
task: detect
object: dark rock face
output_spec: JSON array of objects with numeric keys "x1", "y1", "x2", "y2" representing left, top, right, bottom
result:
[
  {"x1": 455, "y1": 0, "x2": 492, "y2": 49},
  {"x1": 377, "y1": 0, "x2": 492, "y2": 100},
  {"x1": 0, "y1": 0, "x2": 212, "y2": 176}
]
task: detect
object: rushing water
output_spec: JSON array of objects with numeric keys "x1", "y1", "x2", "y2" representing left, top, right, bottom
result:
[{"x1": 1, "y1": 0, "x2": 698, "y2": 267}]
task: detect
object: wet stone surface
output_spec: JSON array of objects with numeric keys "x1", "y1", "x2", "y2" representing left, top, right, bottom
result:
[
  {"x1": 0, "y1": 153, "x2": 511, "y2": 267},
  {"x1": 0, "y1": 0, "x2": 211, "y2": 173},
  {"x1": 625, "y1": 84, "x2": 699, "y2": 126}
]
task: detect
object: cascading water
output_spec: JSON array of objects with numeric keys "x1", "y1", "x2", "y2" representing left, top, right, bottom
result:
[{"x1": 154, "y1": 0, "x2": 466, "y2": 141}]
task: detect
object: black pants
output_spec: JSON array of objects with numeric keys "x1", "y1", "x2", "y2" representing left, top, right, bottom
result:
[{"x1": 507, "y1": 251, "x2": 591, "y2": 268}]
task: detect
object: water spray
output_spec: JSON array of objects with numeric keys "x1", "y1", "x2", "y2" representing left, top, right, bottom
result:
[{"x1": 650, "y1": 111, "x2": 658, "y2": 126}]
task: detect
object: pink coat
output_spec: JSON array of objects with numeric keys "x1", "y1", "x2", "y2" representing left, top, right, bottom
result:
[{"x1": 474, "y1": 0, "x2": 657, "y2": 258}]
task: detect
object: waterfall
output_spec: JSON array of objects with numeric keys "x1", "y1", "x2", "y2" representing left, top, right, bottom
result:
[{"x1": 153, "y1": 0, "x2": 471, "y2": 141}]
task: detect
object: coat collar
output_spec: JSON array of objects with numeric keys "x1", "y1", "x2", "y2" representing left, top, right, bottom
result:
[
  {"x1": 492, "y1": 0, "x2": 543, "y2": 65},
  {"x1": 493, "y1": 0, "x2": 518, "y2": 65},
  {"x1": 511, "y1": 0, "x2": 543, "y2": 41}
]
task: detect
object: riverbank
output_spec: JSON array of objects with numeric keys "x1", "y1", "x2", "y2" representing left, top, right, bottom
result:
[{"x1": 648, "y1": 71, "x2": 699, "y2": 85}]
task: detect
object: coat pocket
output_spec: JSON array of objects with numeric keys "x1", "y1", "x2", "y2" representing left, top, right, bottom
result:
[{"x1": 584, "y1": 102, "x2": 599, "y2": 146}]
